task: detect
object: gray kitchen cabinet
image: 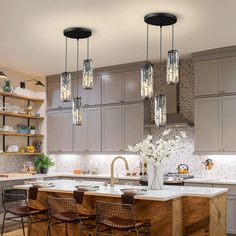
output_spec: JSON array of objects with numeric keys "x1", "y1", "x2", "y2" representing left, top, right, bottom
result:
[
  {"x1": 194, "y1": 97, "x2": 222, "y2": 153},
  {"x1": 88, "y1": 76, "x2": 102, "y2": 105},
  {"x1": 102, "y1": 105, "x2": 122, "y2": 151},
  {"x1": 223, "y1": 57, "x2": 236, "y2": 93},
  {"x1": 222, "y1": 95, "x2": 236, "y2": 152},
  {"x1": 74, "y1": 107, "x2": 102, "y2": 152},
  {"x1": 47, "y1": 78, "x2": 72, "y2": 109},
  {"x1": 87, "y1": 107, "x2": 102, "y2": 151},
  {"x1": 124, "y1": 70, "x2": 142, "y2": 102},
  {"x1": 74, "y1": 109, "x2": 87, "y2": 152},
  {"x1": 61, "y1": 110, "x2": 73, "y2": 152},
  {"x1": 123, "y1": 103, "x2": 144, "y2": 149},
  {"x1": 102, "y1": 73, "x2": 123, "y2": 104},
  {"x1": 47, "y1": 111, "x2": 61, "y2": 152},
  {"x1": 194, "y1": 59, "x2": 221, "y2": 96},
  {"x1": 47, "y1": 110, "x2": 73, "y2": 153}
]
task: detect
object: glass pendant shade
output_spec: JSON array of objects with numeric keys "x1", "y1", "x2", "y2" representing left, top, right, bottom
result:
[
  {"x1": 154, "y1": 95, "x2": 167, "y2": 127},
  {"x1": 83, "y1": 59, "x2": 93, "y2": 89},
  {"x1": 167, "y1": 49, "x2": 179, "y2": 84},
  {"x1": 141, "y1": 64, "x2": 153, "y2": 99},
  {"x1": 72, "y1": 97, "x2": 82, "y2": 126},
  {"x1": 60, "y1": 72, "x2": 72, "y2": 102}
]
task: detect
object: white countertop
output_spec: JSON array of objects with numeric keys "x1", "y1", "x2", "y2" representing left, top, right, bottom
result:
[
  {"x1": 15, "y1": 179, "x2": 227, "y2": 201},
  {"x1": 184, "y1": 178, "x2": 236, "y2": 185},
  {"x1": 0, "y1": 173, "x2": 140, "y2": 182}
]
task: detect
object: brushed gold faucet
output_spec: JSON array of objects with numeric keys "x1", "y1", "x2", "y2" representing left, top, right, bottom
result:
[{"x1": 110, "y1": 156, "x2": 129, "y2": 187}]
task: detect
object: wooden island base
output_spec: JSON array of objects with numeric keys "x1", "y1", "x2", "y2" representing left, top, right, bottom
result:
[{"x1": 29, "y1": 191, "x2": 226, "y2": 236}]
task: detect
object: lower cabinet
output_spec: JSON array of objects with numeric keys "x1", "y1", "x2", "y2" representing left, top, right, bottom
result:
[{"x1": 184, "y1": 182, "x2": 236, "y2": 234}]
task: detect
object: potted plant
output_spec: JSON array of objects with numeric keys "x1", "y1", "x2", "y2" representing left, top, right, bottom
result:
[
  {"x1": 30, "y1": 125, "x2": 36, "y2": 135},
  {"x1": 34, "y1": 154, "x2": 54, "y2": 174}
]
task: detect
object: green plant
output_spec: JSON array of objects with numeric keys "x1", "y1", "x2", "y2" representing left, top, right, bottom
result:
[
  {"x1": 30, "y1": 125, "x2": 36, "y2": 130},
  {"x1": 34, "y1": 154, "x2": 54, "y2": 169}
]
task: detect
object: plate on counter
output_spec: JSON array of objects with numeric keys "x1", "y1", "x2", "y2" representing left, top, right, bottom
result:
[
  {"x1": 32, "y1": 182, "x2": 55, "y2": 188},
  {"x1": 120, "y1": 188, "x2": 146, "y2": 195},
  {"x1": 76, "y1": 185, "x2": 100, "y2": 191}
]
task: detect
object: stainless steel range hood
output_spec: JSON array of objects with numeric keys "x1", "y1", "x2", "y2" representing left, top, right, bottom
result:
[{"x1": 144, "y1": 84, "x2": 193, "y2": 128}]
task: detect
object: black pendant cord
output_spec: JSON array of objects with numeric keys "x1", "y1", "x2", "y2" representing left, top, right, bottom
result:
[
  {"x1": 76, "y1": 39, "x2": 79, "y2": 97},
  {"x1": 172, "y1": 24, "x2": 174, "y2": 50},
  {"x1": 159, "y1": 26, "x2": 162, "y2": 82},
  {"x1": 65, "y1": 37, "x2": 68, "y2": 72},
  {"x1": 87, "y1": 38, "x2": 89, "y2": 59},
  {"x1": 146, "y1": 23, "x2": 149, "y2": 62}
]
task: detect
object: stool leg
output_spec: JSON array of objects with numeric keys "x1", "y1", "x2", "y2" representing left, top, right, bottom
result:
[
  {"x1": 21, "y1": 217, "x2": 26, "y2": 236},
  {"x1": 78, "y1": 223, "x2": 82, "y2": 236},
  {"x1": 1, "y1": 212, "x2": 6, "y2": 236},
  {"x1": 28, "y1": 217, "x2": 32, "y2": 236},
  {"x1": 65, "y1": 223, "x2": 68, "y2": 236}
]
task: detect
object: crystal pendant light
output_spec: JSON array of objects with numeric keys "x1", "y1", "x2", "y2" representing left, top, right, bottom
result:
[
  {"x1": 155, "y1": 95, "x2": 167, "y2": 127},
  {"x1": 83, "y1": 38, "x2": 93, "y2": 89},
  {"x1": 167, "y1": 25, "x2": 179, "y2": 84},
  {"x1": 72, "y1": 96, "x2": 82, "y2": 125},
  {"x1": 60, "y1": 37, "x2": 72, "y2": 102},
  {"x1": 72, "y1": 39, "x2": 83, "y2": 126},
  {"x1": 141, "y1": 24, "x2": 153, "y2": 99}
]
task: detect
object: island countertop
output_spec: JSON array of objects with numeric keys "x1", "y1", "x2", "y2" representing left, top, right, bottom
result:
[{"x1": 15, "y1": 179, "x2": 228, "y2": 201}]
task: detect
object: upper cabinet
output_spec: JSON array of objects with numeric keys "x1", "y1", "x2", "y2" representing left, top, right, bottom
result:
[
  {"x1": 223, "y1": 57, "x2": 236, "y2": 93},
  {"x1": 102, "y1": 73, "x2": 123, "y2": 104},
  {"x1": 123, "y1": 70, "x2": 142, "y2": 102},
  {"x1": 102, "y1": 70, "x2": 141, "y2": 104},
  {"x1": 195, "y1": 59, "x2": 221, "y2": 96}
]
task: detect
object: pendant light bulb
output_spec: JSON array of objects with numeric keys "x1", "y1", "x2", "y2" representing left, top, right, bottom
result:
[
  {"x1": 167, "y1": 25, "x2": 179, "y2": 84},
  {"x1": 83, "y1": 38, "x2": 93, "y2": 89},
  {"x1": 154, "y1": 95, "x2": 167, "y2": 127}
]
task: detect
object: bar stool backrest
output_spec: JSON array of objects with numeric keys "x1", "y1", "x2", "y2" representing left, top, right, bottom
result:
[
  {"x1": 28, "y1": 186, "x2": 39, "y2": 200},
  {"x1": 47, "y1": 196, "x2": 79, "y2": 218},
  {"x1": 73, "y1": 190, "x2": 84, "y2": 204},
  {"x1": 121, "y1": 194, "x2": 134, "y2": 206},
  {"x1": 96, "y1": 201, "x2": 135, "y2": 228}
]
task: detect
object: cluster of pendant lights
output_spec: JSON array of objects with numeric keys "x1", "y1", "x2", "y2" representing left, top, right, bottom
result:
[
  {"x1": 60, "y1": 27, "x2": 93, "y2": 125},
  {"x1": 141, "y1": 13, "x2": 179, "y2": 127}
]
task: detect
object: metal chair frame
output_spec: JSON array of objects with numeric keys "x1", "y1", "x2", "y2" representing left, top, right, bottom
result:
[{"x1": 1, "y1": 188, "x2": 48, "y2": 236}]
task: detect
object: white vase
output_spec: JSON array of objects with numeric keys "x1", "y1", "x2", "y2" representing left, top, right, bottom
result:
[
  {"x1": 147, "y1": 162, "x2": 164, "y2": 190},
  {"x1": 30, "y1": 130, "x2": 35, "y2": 135}
]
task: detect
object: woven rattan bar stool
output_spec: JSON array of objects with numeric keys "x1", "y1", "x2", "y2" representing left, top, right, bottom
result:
[
  {"x1": 95, "y1": 200, "x2": 151, "y2": 236},
  {"x1": 1, "y1": 188, "x2": 48, "y2": 236}
]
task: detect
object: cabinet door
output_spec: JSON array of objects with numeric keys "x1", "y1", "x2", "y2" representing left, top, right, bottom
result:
[
  {"x1": 227, "y1": 195, "x2": 236, "y2": 234},
  {"x1": 123, "y1": 103, "x2": 144, "y2": 150},
  {"x1": 124, "y1": 70, "x2": 142, "y2": 102},
  {"x1": 194, "y1": 97, "x2": 221, "y2": 152},
  {"x1": 47, "y1": 111, "x2": 61, "y2": 152},
  {"x1": 102, "y1": 73, "x2": 123, "y2": 104},
  {"x1": 195, "y1": 59, "x2": 221, "y2": 96},
  {"x1": 223, "y1": 95, "x2": 236, "y2": 151},
  {"x1": 74, "y1": 109, "x2": 87, "y2": 152},
  {"x1": 223, "y1": 57, "x2": 236, "y2": 93},
  {"x1": 47, "y1": 80, "x2": 61, "y2": 109},
  {"x1": 87, "y1": 107, "x2": 101, "y2": 151},
  {"x1": 102, "y1": 105, "x2": 122, "y2": 151},
  {"x1": 60, "y1": 110, "x2": 73, "y2": 152},
  {"x1": 73, "y1": 78, "x2": 88, "y2": 106},
  {"x1": 88, "y1": 76, "x2": 102, "y2": 105}
]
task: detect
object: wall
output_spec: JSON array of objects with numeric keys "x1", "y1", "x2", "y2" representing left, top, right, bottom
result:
[{"x1": 0, "y1": 66, "x2": 46, "y2": 173}]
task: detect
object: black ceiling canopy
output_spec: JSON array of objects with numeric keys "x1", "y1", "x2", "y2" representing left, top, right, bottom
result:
[
  {"x1": 63, "y1": 27, "x2": 92, "y2": 39},
  {"x1": 144, "y1": 13, "x2": 177, "y2": 26}
]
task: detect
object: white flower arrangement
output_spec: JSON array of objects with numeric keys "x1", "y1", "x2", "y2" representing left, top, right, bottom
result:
[{"x1": 128, "y1": 129, "x2": 185, "y2": 164}]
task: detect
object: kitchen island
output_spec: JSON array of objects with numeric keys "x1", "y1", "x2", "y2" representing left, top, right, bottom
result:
[{"x1": 15, "y1": 180, "x2": 227, "y2": 236}]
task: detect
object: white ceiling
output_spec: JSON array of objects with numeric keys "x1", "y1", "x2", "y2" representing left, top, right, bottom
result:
[{"x1": 0, "y1": 0, "x2": 236, "y2": 76}]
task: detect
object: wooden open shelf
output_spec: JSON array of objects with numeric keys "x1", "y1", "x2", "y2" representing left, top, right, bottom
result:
[
  {"x1": 0, "y1": 152, "x2": 43, "y2": 156},
  {"x1": 0, "y1": 91, "x2": 44, "y2": 102},
  {"x1": 0, "y1": 111, "x2": 44, "y2": 119},
  {"x1": 0, "y1": 132, "x2": 44, "y2": 137}
]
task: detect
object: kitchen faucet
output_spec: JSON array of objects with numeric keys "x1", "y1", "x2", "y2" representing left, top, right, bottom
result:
[{"x1": 110, "y1": 156, "x2": 129, "y2": 187}]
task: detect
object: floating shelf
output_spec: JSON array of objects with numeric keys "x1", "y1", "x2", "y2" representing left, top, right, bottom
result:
[
  {"x1": 0, "y1": 111, "x2": 44, "y2": 119},
  {"x1": 0, "y1": 132, "x2": 44, "y2": 137},
  {"x1": 0, "y1": 92, "x2": 44, "y2": 102},
  {"x1": 0, "y1": 152, "x2": 43, "y2": 156}
]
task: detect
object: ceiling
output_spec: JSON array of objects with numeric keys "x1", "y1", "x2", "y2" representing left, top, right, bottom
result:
[{"x1": 0, "y1": 0, "x2": 236, "y2": 77}]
